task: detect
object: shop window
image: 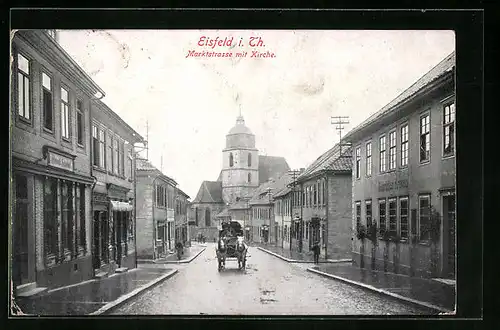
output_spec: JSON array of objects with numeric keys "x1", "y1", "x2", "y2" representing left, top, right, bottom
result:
[
  {"x1": 44, "y1": 177, "x2": 58, "y2": 258},
  {"x1": 420, "y1": 114, "x2": 430, "y2": 162},
  {"x1": 61, "y1": 181, "x2": 74, "y2": 255},
  {"x1": 17, "y1": 53, "x2": 31, "y2": 122},
  {"x1": 78, "y1": 184, "x2": 86, "y2": 252},
  {"x1": 379, "y1": 199, "x2": 387, "y2": 233},
  {"x1": 443, "y1": 102, "x2": 455, "y2": 157},
  {"x1": 379, "y1": 135, "x2": 387, "y2": 172},
  {"x1": 366, "y1": 142, "x2": 372, "y2": 176},
  {"x1": 60, "y1": 87, "x2": 70, "y2": 139},
  {"x1": 419, "y1": 194, "x2": 431, "y2": 241},
  {"x1": 388, "y1": 198, "x2": 397, "y2": 235},
  {"x1": 365, "y1": 200, "x2": 372, "y2": 227},
  {"x1": 355, "y1": 201, "x2": 361, "y2": 230},
  {"x1": 399, "y1": 197, "x2": 409, "y2": 239},
  {"x1": 42, "y1": 72, "x2": 52, "y2": 131}
]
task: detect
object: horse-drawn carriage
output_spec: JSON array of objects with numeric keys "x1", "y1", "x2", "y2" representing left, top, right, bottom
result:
[{"x1": 216, "y1": 221, "x2": 248, "y2": 271}]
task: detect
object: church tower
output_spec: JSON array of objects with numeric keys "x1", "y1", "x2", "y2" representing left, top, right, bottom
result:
[{"x1": 221, "y1": 114, "x2": 259, "y2": 204}]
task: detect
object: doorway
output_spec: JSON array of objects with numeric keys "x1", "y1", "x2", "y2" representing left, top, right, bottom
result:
[
  {"x1": 13, "y1": 174, "x2": 33, "y2": 286},
  {"x1": 443, "y1": 193, "x2": 456, "y2": 279}
]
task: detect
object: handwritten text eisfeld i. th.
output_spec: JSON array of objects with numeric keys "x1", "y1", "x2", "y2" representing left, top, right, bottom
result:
[{"x1": 185, "y1": 36, "x2": 276, "y2": 59}]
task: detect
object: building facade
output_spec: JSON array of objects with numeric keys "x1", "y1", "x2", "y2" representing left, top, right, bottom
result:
[
  {"x1": 175, "y1": 188, "x2": 190, "y2": 246},
  {"x1": 90, "y1": 100, "x2": 143, "y2": 275},
  {"x1": 10, "y1": 30, "x2": 105, "y2": 293},
  {"x1": 135, "y1": 159, "x2": 177, "y2": 260},
  {"x1": 291, "y1": 145, "x2": 353, "y2": 260},
  {"x1": 343, "y1": 51, "x2": 456, "y2": 279}
]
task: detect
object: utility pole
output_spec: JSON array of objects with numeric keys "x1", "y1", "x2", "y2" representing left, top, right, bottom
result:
[
  {"x1": 331, "y1": 116, "x2": 350, "y2": 155},
  {"x1": 146, "y1": 120, "x2": 149, "y2": 160}
]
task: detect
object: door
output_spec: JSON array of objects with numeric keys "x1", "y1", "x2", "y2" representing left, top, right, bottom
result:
[
  {"x1": 13, "y1": 174, "x2": 31, "y2": 286},
  {"x1": 443, "y1": 194, "x2": 456, "y2": 278},
  {"x1": 93, "y1": 211, "x2": 101, "y2": 269},
  {"x1": 100, "y1": 211, "x2": 108, "y2": 265}
]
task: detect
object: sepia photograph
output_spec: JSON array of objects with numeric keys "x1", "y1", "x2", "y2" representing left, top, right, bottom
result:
[{"x1": 9, "y1": 26, "x2": 460, "y2": 316}]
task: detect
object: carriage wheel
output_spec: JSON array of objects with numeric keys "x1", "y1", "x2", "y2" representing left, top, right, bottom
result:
[{"x1": 242, "y1": 258, "x2": 246, "y2": 269}]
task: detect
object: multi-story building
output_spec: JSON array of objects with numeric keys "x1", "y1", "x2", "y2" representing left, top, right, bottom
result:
[
  {"x1": 291, "y1": 144, "x2": 353, "y2": 260},
  {"x1": 135, "y1": 158, "x2": 177, "y2": 260},
  {"x1": 174, "y1": 188, "x2": 190, "y2": 246},
  {"x1": 90, "y1": 99, "x2": 143, "y2": 276},
  {"x1": 342, "y1": 51, "x2": 456, "y2": 279},
  {"x1": 10, "y1": 30, "x2": 105, "y2": 294}
]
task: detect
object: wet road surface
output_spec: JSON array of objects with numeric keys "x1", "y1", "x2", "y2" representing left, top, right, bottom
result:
[{"x1": 111, "y1": 243, "x2": 429, "y2": 315}]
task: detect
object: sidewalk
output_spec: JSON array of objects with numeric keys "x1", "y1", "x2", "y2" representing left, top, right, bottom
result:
[
  {"x1": 138, "y1": 245, "x2": 206, "y2": 264},
  {"x1": 13, "y1": 267, "x2": 177, "y2": 316},
  {"x1": 254, "y1": 243, "x2": 351, "y2": 263},
  {"x1": 308, "y1": 264, "x2": 455, "y2": 314}
]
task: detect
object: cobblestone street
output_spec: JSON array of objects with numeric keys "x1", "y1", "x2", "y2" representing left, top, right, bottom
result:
[{"x1": 111, "y1": 243, "x2": 429, "y2": 315}]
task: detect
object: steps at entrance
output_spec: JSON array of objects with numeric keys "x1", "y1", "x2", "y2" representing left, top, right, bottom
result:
[
  {"x1": 16, "y1": 283, "x2": 48, "y2": 298},
  {"x1": 115, "y1": 267, "x2": 129, "y2": 273},
  {"x1": 94, "y1": 271, "x2": 109, "y2": 279}
]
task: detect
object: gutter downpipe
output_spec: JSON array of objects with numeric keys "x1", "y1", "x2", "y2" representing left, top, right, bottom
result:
[
  {"x1": 89, "y1": 91, "x2": 105, "y2": 276},
  {"x1": 324, "y1": 171, "x2": 329, "y2": 261}
]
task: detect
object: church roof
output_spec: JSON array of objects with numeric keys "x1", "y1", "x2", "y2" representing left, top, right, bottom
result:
[
  {"x1": 227, "y1": 115, "x2": 253, "y2": 135},
  {"x1": 258, "y1": 155, "x2": 291, "y2": 184},
  {"x1": 192, "y1": 181, "x2": 224, "y2": 204}
]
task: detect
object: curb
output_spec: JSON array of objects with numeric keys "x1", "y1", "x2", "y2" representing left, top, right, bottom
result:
[
  {"x1": 257, "y1": 247, "x2": 351, "y2": 264},
  {"x1": 306, "y1": 267, "x2": 454, "y2": 314},
  {"x1": 160, "y1": 247, "x2": 206, "y2": 264},
  {"x1": 89, "y1": 269, "x2": 178, "y2": 315}
]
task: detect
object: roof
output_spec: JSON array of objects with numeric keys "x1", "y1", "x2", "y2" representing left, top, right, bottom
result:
[
  {"x1": 227, "y1": 115, "x2": 253, "y2": 135},
  {"x1": 176, "y1": 188, "x2": 190, "y2": 200},
  {"x1": 215, "y1": 208, "x2": 231, "y2": 218},
  {"x1": 135, "y1": 158, "x2": 177, "y2": 185},
  {"x1": 343, "y1": 51, "x2": 456, "y2": 142},
  {"x1": 216, "y1": 170, "x2": 222, "y2": 182},
  {"x1": 192, "y1": 181, "x2": 224, "y2": 204},
  {"x1": 229, "y1": 200, "x2": 250, "y2": 210},
  {"x1": 249, "y1": 171, "x2": 295, "y2": 205},
  {"x1": 94, "y1": 99, "x2": 144, "y2": 143},
  {"x1": 296, "y1": 143, "x2": 352, "y2": 183},
  {"x1": 258, "y1": 155, "x2": 291, "y2": 184}
]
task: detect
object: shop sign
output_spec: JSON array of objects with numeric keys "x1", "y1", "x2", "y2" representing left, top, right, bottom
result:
[
  {"x1": 48, "y1": 151, "x2": 74, "y2": 171},
  {"x1": 378, "y1": 179, "x2": 408, "y2": 192}
]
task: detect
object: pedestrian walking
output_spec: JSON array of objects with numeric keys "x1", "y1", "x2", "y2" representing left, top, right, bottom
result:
[{"x1": 312, "y1": 241, "x2": 320, "y2": 264}]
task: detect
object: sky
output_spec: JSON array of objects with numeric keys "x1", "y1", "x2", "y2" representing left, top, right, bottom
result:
[{"x1": 57, "y1": 30, "x2": 455, "y2": 199}]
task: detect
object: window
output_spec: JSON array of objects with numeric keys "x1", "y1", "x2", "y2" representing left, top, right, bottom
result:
[
  {"x1": 388, "y1": 198, "x2": 397, "y2": 235},
  {"x1": 42, "y1": 73, "x2": 53, "y2": 131},
  {"x1": 365, "y1": 200, "x2": 372, "y2": 227},
  {"x1": 366, "y1": 142, "x2": 372, "y2": 176},
  {"x1": 92, "y1": 125, "x2": 99, "y2": 166},
  {"x1": 443, "y1": 102, "x2": 455, "y2": 156},
  {"x1": 44, "y1": 177, "x2": 58, "y2": 258},
  {"x1": 379, "y1": 199, "x2": 387, "y2": 233},
  {"x1": 389, "y1": 131, "x2": 396, "y2": 170},
  {"x1": 313, "y1": 183, "x2": 317, "y2": 205},
  {"x1": 419, "y1": 194, "x2": 431, "y2": 241},
  {"x1": 248, "y1": 153, "x2": 252, "y2": 167},
  {"x1": 61, "y1": 87, "x2": 70, "y2": 139},
  {"x1": 118, "y1": 140, "x2": 124, "y2": 176},
  {"x1": 99, "y1": 129, "x2": 106, "y2": 168},
  {"x1": 401, "y1": 124, "x2": 409, "y2": 167},
  {"x1": 14, "y1": 174, "x2": 29, "y2": 278},
  {"x1": 355, "y1": 201, "x2": 361, "y2": 230},
  {"x1": 229, "y1": 153, "x2": 234, "y2": 167},
  {"x1": 355, "y1": 147, "x2": 361, "y2": 179},
  {"x1": 195, "y1": 207, "x2": 199, "y2": 226},
  {"x1": 379, "y1": 135, "x2": 387, "y2": 172},
  {"x1": 128, "y1": 151, "x2": 133, "y2": 180},
  {"x1": 248, "y1": 173, "x2": 251, "y2": 183},
  {"x1": 17, "y1": 53, "x2": 31, "y2": 121},
  {"x1": 399, "y1": 197, "x2": 409, "y2": 239},
  {"x1": 420, "y1": 114, "x2": 430, "y2": 162},
  {"x1": 205, "y1": 208, "x2": 211, "y2": 227},
  {"x1": 76, "y1": 100, "x2": 84, "y2": 145},
  {"x1": 113, "y1": 138, "x2": 119, "y2": 174}
]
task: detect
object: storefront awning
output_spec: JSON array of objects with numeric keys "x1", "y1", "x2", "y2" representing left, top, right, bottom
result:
[{"x1": 110, "y1": 200, "x2": 133, "y2": 211}]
